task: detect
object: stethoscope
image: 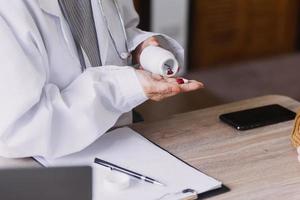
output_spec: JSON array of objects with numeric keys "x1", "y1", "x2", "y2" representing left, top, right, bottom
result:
[{"x1": 98, "y1": 0, "x2": 132, "y2": 65}]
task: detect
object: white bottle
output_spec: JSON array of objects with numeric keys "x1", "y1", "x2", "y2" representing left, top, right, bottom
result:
[{"x1": 139, "y1": 46, "x2": 179, "y2": 77}]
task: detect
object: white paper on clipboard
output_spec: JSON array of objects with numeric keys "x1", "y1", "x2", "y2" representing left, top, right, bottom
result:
[{"x1": 35, "y1": 127, "x2": 222, "y2": 200}]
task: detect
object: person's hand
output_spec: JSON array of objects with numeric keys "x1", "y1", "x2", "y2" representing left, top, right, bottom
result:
[
  {"x1": 135, "y1": 69, "x2": 204, "y2": 102},
  {"x1": 133, "y1": 37, "x2": 159, "y2": 64}
]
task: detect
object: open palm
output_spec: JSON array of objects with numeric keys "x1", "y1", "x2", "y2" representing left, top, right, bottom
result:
[{"x1": 135, "y1": 69, "x2": 204, "y2": 101}]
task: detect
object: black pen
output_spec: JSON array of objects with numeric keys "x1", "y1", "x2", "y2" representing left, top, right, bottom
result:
[{"x1": 94, "y1": 158, "x2": 165, "y2": 186}]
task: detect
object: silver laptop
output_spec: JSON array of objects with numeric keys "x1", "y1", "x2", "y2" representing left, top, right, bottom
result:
[{"x1": 0, "y1": 166, "x2": 92, "y2": 200}]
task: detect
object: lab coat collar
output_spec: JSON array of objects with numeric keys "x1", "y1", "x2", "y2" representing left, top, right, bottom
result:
[
  {"x1": 38, "y1": 0, "x2": 62, "y2": 17},
  {"x1": 38, "y1": 0, "x2": 110, "y2": 66},
  {"x1": 38, "y1": 0, "x2": 79, "y2": 62}
]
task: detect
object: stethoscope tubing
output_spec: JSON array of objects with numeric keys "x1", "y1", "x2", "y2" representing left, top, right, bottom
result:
[{"x1": 98, "y1": 0, "x2": 132, "y2": 64}]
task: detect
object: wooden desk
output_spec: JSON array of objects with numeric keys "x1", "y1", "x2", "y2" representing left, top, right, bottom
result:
[
  {"x1": 1, "y1": 95, "x2": 299, "y2": 199},
  {"x1": 132, "y1": 95, "x2": 300, "y2": 200}
]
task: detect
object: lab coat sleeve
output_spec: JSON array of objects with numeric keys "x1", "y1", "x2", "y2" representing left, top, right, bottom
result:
[
  {"x1": 118, "y1": 0, "x2": 184, "y2": 69},
  {"x1": 0, "y1": 17, "x2": 147, "y2": 159}
]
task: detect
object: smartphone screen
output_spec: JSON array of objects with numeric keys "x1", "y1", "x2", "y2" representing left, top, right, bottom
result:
[{"x1": 219, "y1": 104, "x2": 296, "y2": 131}]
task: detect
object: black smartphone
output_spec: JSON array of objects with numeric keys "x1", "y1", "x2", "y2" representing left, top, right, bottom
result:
[{"x1": 219, "y1": 104, "x2": 296, "y2": 131}]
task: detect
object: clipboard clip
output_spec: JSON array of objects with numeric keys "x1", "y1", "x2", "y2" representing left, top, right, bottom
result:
[{"x1": 157, "y1": 188, "x2": 198, "y2": 200}]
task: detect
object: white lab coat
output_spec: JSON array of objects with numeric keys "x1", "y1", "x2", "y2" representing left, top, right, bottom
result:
[{"x1": 0, "y1": 0, "x2": 184, "y2": 159}]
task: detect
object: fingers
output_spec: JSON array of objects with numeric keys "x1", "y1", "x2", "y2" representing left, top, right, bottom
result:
[
  {"x1": 163, "y1": 77, "x2": 178, "y2": 84},
  {"x1": 145, "y1": 37, "x2": 159, "y2": 47},
  {"x1": 134, "y1": 37, "x2": 160, "y2": 65},
  {"x1": 151, "y1": 89, "x2": 180, "y2": 101},
  {"x1": 148, "y1": 81, "x2": 181, "y2": 101},
  {"x1": 153, "y1": 77, "x2": 203, "y2": 94},
  {"x1": 179, "y1": 80, "x2": 204, "y2": 92},
  {"x1": 149, "y1": 80, "x2": 203, "y2": 102},
  {"x1": 165, "y1": 77, "x2": 204, "y2": 91},
  {"x1": 141, "y1": 37, "x2": 159, "y2": 51},
  {"x1": 136, "y1": 67, "x2": 204, "y2": 102},
  {"x1": 163, "y1": 77, "x2": 204, "y2": 87},
  {"x1": 151, "y1": 92, "x2": 178, "y2": 101},
  {"x1": 154, "y1": 81, "x2": 181, "y2": 94},
  {"x1": 151, "y1": 73, "x2": 164, "y2": 81}
]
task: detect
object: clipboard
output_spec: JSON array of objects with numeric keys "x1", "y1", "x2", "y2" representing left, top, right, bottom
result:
[
  {"x1": 34, "y1": 127, "x2": 229, "y2": 200},
  {"x1": 140, "y1": 133, "x2": 230, "y2": 200},
  {"x1": 139, "y1": 131, "x2": 230, "y2": 200}
]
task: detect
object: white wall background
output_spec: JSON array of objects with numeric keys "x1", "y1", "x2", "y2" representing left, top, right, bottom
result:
[{"x1": 151, "y1": 0, "x2": 189, "y2": 74}]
